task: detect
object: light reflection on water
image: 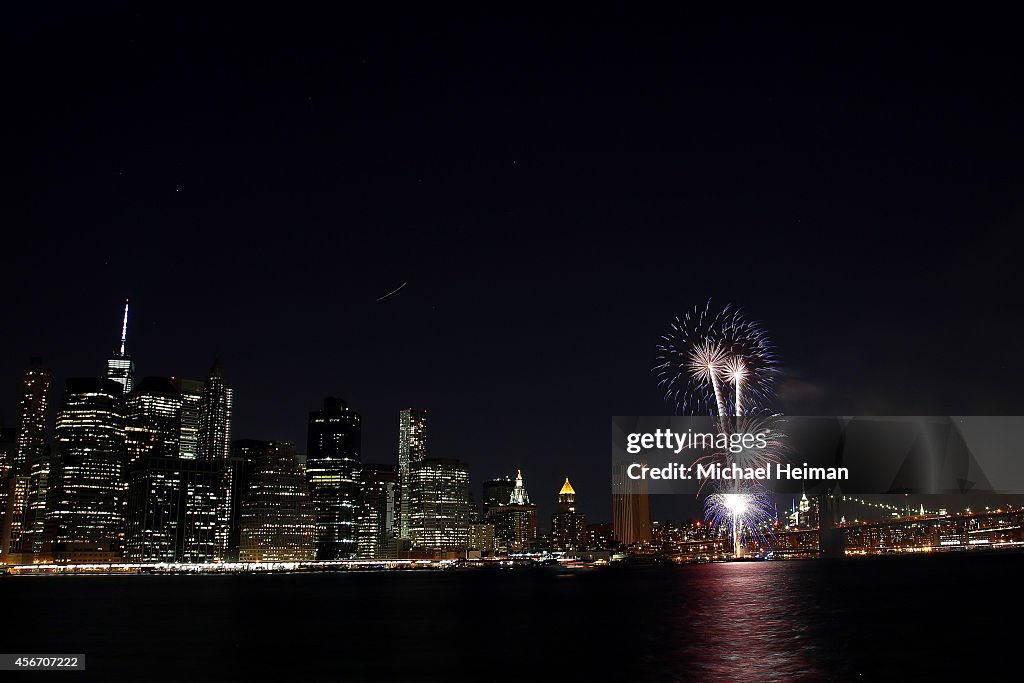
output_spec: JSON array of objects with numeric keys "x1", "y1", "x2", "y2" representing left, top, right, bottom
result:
[
  {"x1": 666, "y1": 562, "x2": 821, "y2": 681},
  {"x1": 2, "y1": 554, "x2": 1021, "y2": 681}
]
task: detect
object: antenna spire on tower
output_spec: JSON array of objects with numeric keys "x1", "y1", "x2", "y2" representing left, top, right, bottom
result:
[{"x1": 120, "y1": 298, "x2": 129, "y2": 356}]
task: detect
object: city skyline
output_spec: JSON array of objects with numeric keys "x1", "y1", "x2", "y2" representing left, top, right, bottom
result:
[
  {"x1": 7, "y1": 12, "x2": 1024, "y2": 531},
  {"x1": 5, "y1": 9, "x2": 1024, "y2": 682},
  {"x1": 4, "y1": 299, "x2": 1022, "y2": 527}
]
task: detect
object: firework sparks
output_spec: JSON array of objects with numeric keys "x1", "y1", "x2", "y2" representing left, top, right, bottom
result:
[
  {"x1": 655, "y1": 300, "x2": 784, "y2": 558},
  {"x1": 725, "y1": 356, "x2": 748, "y2": 417},
  {"x1": 688, "y1": 340, "x2": 729, "y2": 418},
  {"x1": 705, "y1": 489, "x2": 776, "y2": 557},
  {"x1": 654, "y1": 300, "x2": 778, "y2": 417}
]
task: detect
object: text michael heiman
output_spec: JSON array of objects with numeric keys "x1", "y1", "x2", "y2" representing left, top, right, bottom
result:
[{"x1": 626, "y1": 462, "x2": 850, "y2": 481}]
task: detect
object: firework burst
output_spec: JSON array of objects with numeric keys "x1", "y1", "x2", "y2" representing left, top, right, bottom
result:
[
  {"x1": 654, "y1": 300, "x2": 778, "y2": 417},
  {"x1": 705, "y1": 488, "x2": 776, "y2": 556}
]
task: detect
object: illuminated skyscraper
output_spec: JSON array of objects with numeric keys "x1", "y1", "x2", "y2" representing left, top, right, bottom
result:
[
  {"x1": 171, "y1": 378, "x2": 204, "y2": 459},
  {"x1": 239, "y1": 441, "x2": 315, "y2": 562},
  {"x1": 26, "y1": 445, "x2": 53, "y2": 558},
  {"x1": 398, "y1": 408, "x2": 427, "y2": 539},
  {"x1": 197, "y1": 362, "x2": 232, "y2": 461},
  {"x1": 486, "y1": 469, "x2": 538, "y2": 552},
  {"x1": 197, "y1": 362, "x2": 237, "y2": 561},
  {"x1": 356, "y1": 464, "x2": 398, "y2": 559},
  {"x1": 43, "y1": 378, "x2": 126, "y2": 564},
  {"x1": 125, "y1": 456, "x2": 221, "y2": 563},
  {"x1": 13, "y1": 360, "x2": 52, "y2": 563},
  {"x1": 306, "y1": 398, "x2": 361, "y2": 560},
  {"x1": 1, "y1": 427, "x2": 24, "y2": 564},
  {"x1": 551, "y1": 478, "x2": 587, "y2": 551},
  {"x1": 408, "y1": 458, "x2": 472, "y2": 552},
  {"x1": 15, "y1": 359, "x2": 50, "y2": 472},
  {"x1": 509, "y1": 469, "x2": 530, "y2": 505},
  {"x1": 105, "y1": 299, "x2": 135, "y2": 396},
  {"x1": 1, "y1": 471, "x2": 31, "y2": 565},
  {"x1": 125, "y1": 378, "x2": 182, "y2": 463}
]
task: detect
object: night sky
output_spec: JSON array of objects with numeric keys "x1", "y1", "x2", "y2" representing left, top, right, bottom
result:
[{"x1": 5, "y1": 9, "x2": 1024, "y2": 522}]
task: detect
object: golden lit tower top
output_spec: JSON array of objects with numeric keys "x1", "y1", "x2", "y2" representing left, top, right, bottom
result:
[{"x1": 559, "y1": 477, "x2": 575, "y2": 496}]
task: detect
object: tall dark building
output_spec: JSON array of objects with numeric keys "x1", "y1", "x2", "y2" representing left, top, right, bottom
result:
[
  {"x1": 357, "y1": 464, "x2": 398, "y2": 559},
  {"x1": 0, "y1": 426, "x2": 15, "y2": 476},
  {"x1": 197, "y1": 361, "x2": 236, "y2": 561},
  {"x1": 105, "y1": 300, "x2": 135, "y2": 397},
  {"x1": 551, "y1": 478, "x2": 587, "y2": 551},
  {"x1": 125, "y1": 456, "x2": 222, "y2": 563},
  {"x1": 14, "y1": 359, "x2": 51, "y2": 563},
  {"x1": 43, "y1": 378, "x2": 126, "y2": 564},
  {"x1": 482, "y1": 476, "x2": 514, "y2": 517},
  {"x1": 239, "y1": 441, "x2": 316, "y2": 562},
  {"x1": 15, "y1": 359, "x2": 50, "y2": 472},
  {"x1": 397, "y1": 408, "x2": 427, "y2": 539},
  {"x1": 408, "y1": 458, "x2": 472, "y2": 552},
  {"x1": 306, "y1": 398, "x2": 361, "y2": 560},
  {"x1": 125, "y1": 378, "x2": 182, "y2": 463}
]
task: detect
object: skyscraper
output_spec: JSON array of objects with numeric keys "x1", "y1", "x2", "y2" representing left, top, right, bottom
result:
[
  {"x1": 197, "y1": 361, "x2": 237, "y2": 561},
  {"x1": 171, "y1": 378, "x2": 204, "y2": 460},
  {"x1": 239, "y1": 441, "x2": 315, "y2": 562},
  {"x1": 306, "y1": 398, "x2": 361, "y2": 560},
  {"x1": 0, "y1": 426, "x2": 14, "y2": 477},
  {"x1": 125, "y1": 456, "x2": 222, "y2": 563},
  {"x1": 125, "y1": 378, "x2": 182, "y2": 463},
  {"x1": 1, "y1": 426, "x2": 24, "y2": 564},
  {"x1": 398, "y1": 408, "x2": 427, "y2": 539},
  {"x1": 612, "y1": 463, "x2": 651, "y2": 546},
  {"x1": 509, "y1": 469, "x2": 530, "y2": 505},
  {"x1": 197, "y1": 362, "x2": 233, "y2": 461},
  {"x1": 15, "y1": 359, "x2": 50, "y2": 472},
  {"x1": 26, "y1": 445, "x2": 53, "y2": 558},
  {"x1": 551, "y1": 477, "x2": 587, "y2": 551},
  {"x1": 105, "y1": 299, "x2": 135, "y2": 396},
  {"x1": 16, "y1": 360, "x2": 51, "y2": 563},
  {"x1": 482, "y1": 476, "x2": 514, "y2": 517},
  {"x1": 356, "y1": 464, "x2": 398, "y2": 559},
  {"x1": 408, "y1": 458, "x2": 472, "y2": 552},
  {"x1": 1, "y1": 471, "x2": 31, "y2": 565},
  {"x1": 486, "y1": 469, "x2": 538, "y2": 552},
  {"x1": 43, "y1": 378, "x2": 126, "y2": 564}
]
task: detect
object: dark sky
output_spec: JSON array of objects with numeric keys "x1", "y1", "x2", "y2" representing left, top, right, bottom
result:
[{"x1": 4, "y1": 8, "x2": 1024, "y2": 522}]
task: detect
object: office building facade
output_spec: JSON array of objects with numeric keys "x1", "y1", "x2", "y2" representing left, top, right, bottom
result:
[
  {"x1": 357, "y1": 463, "x2": 398, "y2": 559},
  {"x1": 306, "y1": 398, "x2": 361, "y2": 560},
  {"x1": 43, "y1": 378, "x2": 126, "y2": 564},
  {"x1": 239, "y1": 441, "x2": 315, "y2": 562},
  {"x1": 408, "y1": 458, "x2": 472, "y2": 552},
  {"x1": 398, "y1": 408, "x2": 427, "y2": 539}
]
